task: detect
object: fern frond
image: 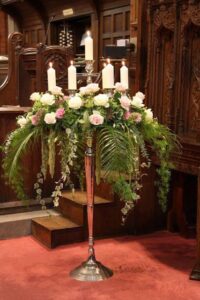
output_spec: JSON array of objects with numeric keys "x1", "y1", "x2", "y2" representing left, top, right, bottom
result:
[{"x1": 96, "y1": 127, "x2": 138, "y2": 180}]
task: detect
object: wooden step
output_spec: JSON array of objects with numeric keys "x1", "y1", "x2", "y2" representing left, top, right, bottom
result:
[
  {"x1": 31, "y1": 215, "x2": 84, "y2": 249},
  {"x1": 0, "y1": 209, "x2": 59, "y2": 239},
  {"x1": 59, "y1": 191, "x2": 113, "y2": 226},
  {"x1": 0, "y1": 198, "x2": 52, "y2": 216},
  {"x1": 60, "y1": 191, "x2": 123, "y2": 237}
]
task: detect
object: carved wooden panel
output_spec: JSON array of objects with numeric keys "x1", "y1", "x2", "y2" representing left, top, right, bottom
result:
[
  {"x1": 178, "y1": 1, "x2": 200, "y2": 141},
  {"x1": 146, "y1": 0, "x2": 200, "y2": 141},
  {"x1": 0, "y1": 32, "x2": 23, "y2": 106},
  {"x1": 142, "y1": 0, "x2": 200, "y2": 271},
  {"x1": 146, "y1": 2, "x2": 175, "y2": 128},
  {"x1": 36, "y1": 44, "x2": 73, "y2": 93}
]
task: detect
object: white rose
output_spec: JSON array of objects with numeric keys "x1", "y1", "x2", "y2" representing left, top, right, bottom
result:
[
  {"x1": 94, "y1": 94, "x2": 109, "y2": 108},
  {"x1": 44, "y1": 112, "x2": 56, "y2": 124},
  {"x1": 86, "y1": 83, "x2": 100, "y2": 94},
  {"x1": 79, "y1": 83, "x2": 100, "y2": 96},
  {"x1": 30, "y1": 92, "x2": 41, "y2": 101},
  {"x1": 17, "y1": 116, "x2": 28, "y2": 127},
  {"x1": 40, "y1": 93, "x2": 55, "y2": 106},
  {"x1": 50, "y1": 86, "x2": 63, "y2": 95},
  {"x1": 131, "y1": 96, "x2": 144, "y2": 108},
  {"x1": 68, "y1": 96, "x2": 83, "y2": 109},
  {"x1": 145, "y1": 108, "x2": 153, "y2": 122},
  {"x1": 89, "y1": 111, "x2": 104, "y2": 126},
  {"x1": 135, "y1": 91, "x2": 145, "y2": 101},
  {"x1": 79, "y1": 86, "x2": 88, "y2": 96}
]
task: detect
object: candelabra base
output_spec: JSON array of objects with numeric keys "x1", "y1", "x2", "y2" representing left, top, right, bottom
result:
[{"x1": 70, "y1": 255, "x2": 113, "y2": 281}]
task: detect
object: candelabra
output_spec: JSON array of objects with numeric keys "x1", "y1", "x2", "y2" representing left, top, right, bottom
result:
[
  {"x1": 70, "y1": 133, "x2": 113, "y2": 281},
  {"x1": 69, "y1": 62, "x2": 113, "y2": 282}
]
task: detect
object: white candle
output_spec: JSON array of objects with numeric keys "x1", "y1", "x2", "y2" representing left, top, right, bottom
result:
[
  {"x1": 85, "y1": 31, "x2": 93, "y2": 60},
  {"x1": 68, "y1": 61, "x2": 77, "y2": 90},
  {"x1": 120, "y1": 61, "x2": 129, "y2": 89},
  {"x1": 102, "y1": 63, "x2": 107, "y2": 90},
  {"x1": 102, "y1": 59, "x2": 114, "y2": 89},
  {"x1": 47, "y1": 62, "x2": 56, "y2": 92}
]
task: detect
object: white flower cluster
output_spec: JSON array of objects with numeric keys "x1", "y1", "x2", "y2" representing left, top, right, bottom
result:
[
  {"x1": 17, "y1": 116, "x2": 28, "y2": 127},
  {"x1": 28, "y1": 87, "x2": 153, "y2": 127},
  {"x1": 79, "y1": 83, "x2": 100, "y2": 96},
  {"x1": 30, "y1": 86, "x2": 63, "y2": 105},
  {"x1": 94, "y1": 94, "x2": 109, "y2": 108},
  {"x1": 131, "y1": 91, "x2": 145, "y2": 108},
  {"x1": 130, "y1": 91, "x2": 153, "y2": 122},
  {"x1": 30, "y1": 92, "x2": 41, "y2": 101},
  {"x1": 68, "y1": 96, "x2": 83, "y2": 109},
  {"x1": 41, "y1": 93, "x2": 55, "y2": 106}
]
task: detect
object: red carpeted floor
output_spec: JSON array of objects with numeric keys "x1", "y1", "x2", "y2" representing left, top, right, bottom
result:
[{"x1": 0, "y1": 231, "x2": 199, "y2": 300}]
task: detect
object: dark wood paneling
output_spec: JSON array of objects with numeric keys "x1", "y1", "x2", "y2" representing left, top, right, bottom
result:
[
  {"x1": 100, "y1": 6, "x2": 130, "y2": 57},
  {"x1": 0, "y1": 11, "x2": 8, "y2": 55}
]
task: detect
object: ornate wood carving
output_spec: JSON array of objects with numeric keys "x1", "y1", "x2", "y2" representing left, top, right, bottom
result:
[
  {"x1": 0, "y1": 32, "x2": 23, "y2": 105},
  {"x1": 36, "y1": 44, "x2": 73, "y2": 93},
  {"x1": 153, "y1": 4, "x2": 175, "y2": 32},
  {"x1": 143, "y1": 0, "x2": 200, "y2": 280},
  {"x1": 178, "y1": 1, "x2": 200, "y2": 140},
  {"x1": 146, "y1": 1, "x2": 175, "y2": 128}
]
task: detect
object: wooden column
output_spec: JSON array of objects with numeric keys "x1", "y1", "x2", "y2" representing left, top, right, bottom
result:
[{"x1": 135, "y1": 0, "x2": 148, "y2": 91}]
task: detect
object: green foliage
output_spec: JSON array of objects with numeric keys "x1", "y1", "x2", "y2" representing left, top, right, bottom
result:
[
  {"x1": 96, "y1": 127, "x2": 138, "y2": 178},
  {"x1": 141, "y1": 121, "x2": 179, "y2": 211},
  {"x1": 2, "y1": 88, "x2": 179, "y2": 222},
  {"x1": 2, "y1": 126, "x2": 39, "y2": 200}
]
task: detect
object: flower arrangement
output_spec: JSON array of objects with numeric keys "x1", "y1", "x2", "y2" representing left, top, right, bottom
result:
[{"x1": 2, "y1": 83, "x2": 178, "y2": 221}]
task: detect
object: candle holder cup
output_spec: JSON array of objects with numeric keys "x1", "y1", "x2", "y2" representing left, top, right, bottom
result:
[
  {"x1": 103, "y1": 88, "x2": 115, "y2": 97},
  {"x1": 68, "y1": 89, "x2": 78, "y2": 96}
]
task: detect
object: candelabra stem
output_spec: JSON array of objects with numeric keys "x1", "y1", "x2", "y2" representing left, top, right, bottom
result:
[
  {"x1": 85, "y1": 60, "x2": 94, "y2": 84},
  {"x1": 70, "y1": 132, "x2": 113, "y2": 281},
  {"x1": 85, "y1": 133, "x2": 95, "y2": 257}
]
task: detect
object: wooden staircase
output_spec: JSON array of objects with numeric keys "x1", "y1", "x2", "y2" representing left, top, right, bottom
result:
[{"x1": 32, "y1": 190, "x2": 123, "y2": 248}]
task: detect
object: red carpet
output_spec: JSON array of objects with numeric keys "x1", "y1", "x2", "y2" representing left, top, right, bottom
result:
[{"x1": 0, "y1": 231, "x2": 199, "y2": 300}]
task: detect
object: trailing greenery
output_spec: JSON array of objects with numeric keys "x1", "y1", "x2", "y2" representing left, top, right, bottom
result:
[{"x1": 1, "y1": 84, "x2": 179, "y2": 221}]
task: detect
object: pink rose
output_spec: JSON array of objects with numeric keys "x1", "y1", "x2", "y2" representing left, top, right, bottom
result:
[
  {"x1": 89, "y1": 111, "x2": 104, "y2": 126},
  {"x1": 31, "y1": 115, "x2": 39, "y2": 126},
  {"x1": 124, "y1": 111, "x2": 131, "y2": 120},
  {"x1": 115, "y1": 82, "x2": 127, "y2": 93},
  {"x1": 120, "y1": 96, "x2": 131, "y2": 111},
  {"x1": 131, "y1": 112, "x2": 142, "y2": 123},
  {"x1": 56, "y1": 108, "x2": 65, "y2": 119}
]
